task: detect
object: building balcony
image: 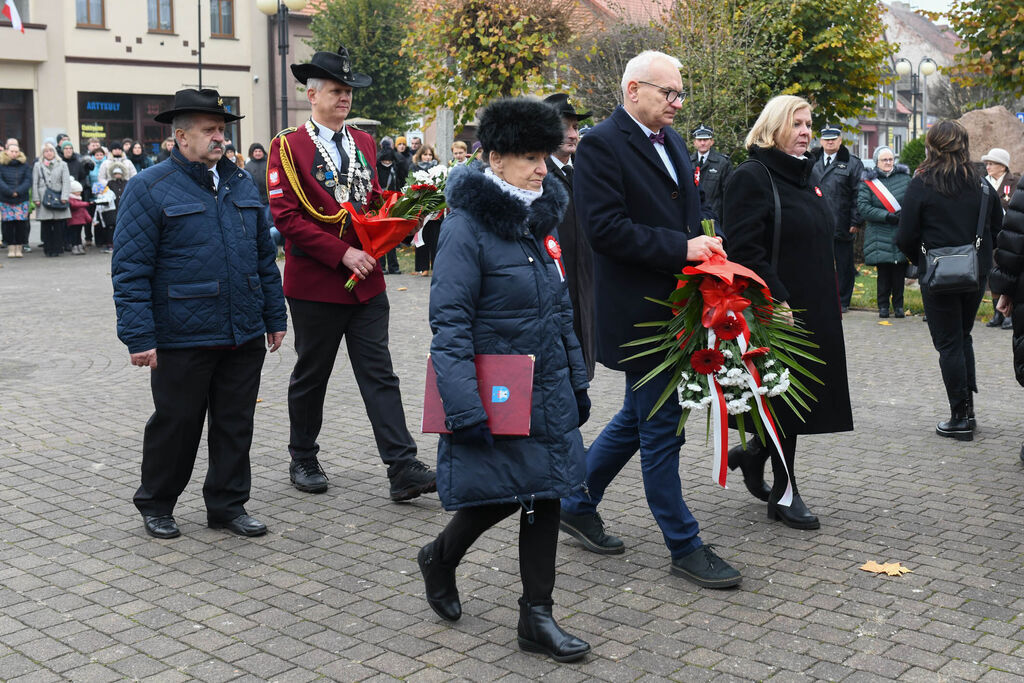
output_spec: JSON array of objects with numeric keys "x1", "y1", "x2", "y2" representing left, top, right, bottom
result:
[{"x1": 0, "y1": 22, "x2": 48, "y2": 63}]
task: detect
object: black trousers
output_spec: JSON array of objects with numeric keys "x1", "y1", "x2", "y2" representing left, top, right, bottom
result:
[
  {"x1": 133, "y1": 338, "x2": 266, "y2": 520},
  {"x1": 383, "y1": 248, "x2": 400, "y2": 273},
  {"x1": 66, "y1": 223, "x2": 85, "y2": 247},
  {"x1": 1, "y1": 219, "x2": 29, "y2": 245},
  {"x1": 286, "y1": 294, "x2": 417, "y2": 476},
  {"x1": 876, "y1": 263, "x2": 905, "y2": 309},
  {"x1": 41, "y1": 219, "x2": 66, "y2": 256},
  {"x1": 433, "y1": 498, "x2": 560, "y2": 605},
  {"x1": 834, "y1": 240, "x2": 856, "y2": 308},
  {"x1": 414, "y1": 219, "x2": 441, "y2": 272},
  {"x1": 921, "y1": 284, "x2": 985, "y2": 407}
]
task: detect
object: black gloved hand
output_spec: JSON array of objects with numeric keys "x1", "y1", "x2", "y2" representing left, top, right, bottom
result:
[
  {"x1": 885, "y1": 212, "x2": 900, "y2": 225},
  {"x1": 450, "y1": 421, "x2": 494, "y2": 448},
  {"x1": 575, "y1": 389, "x2": 591, "y2": 427}
]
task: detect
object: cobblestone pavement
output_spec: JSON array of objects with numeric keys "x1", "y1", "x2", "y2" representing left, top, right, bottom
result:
[{"x1": 1, "y1": 249, "x2": 1023, "y2": 682}]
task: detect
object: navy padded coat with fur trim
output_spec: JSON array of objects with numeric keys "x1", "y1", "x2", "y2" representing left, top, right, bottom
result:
[{"x1": 428, "y1": 163, "x2": 588, "y2": 510}]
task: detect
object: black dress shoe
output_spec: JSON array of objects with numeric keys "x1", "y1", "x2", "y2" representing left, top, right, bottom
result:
[
  {"x1": 670, "y1": 544, "x2": 742, "y2": 588},
  {"x1": 559, "y1": 510, "x2": 625, "y2": 554},
  {"x1": 1002, "y1": 316, "x2": 1013, "y2": 330},
  {"x1": 986, "y1": 312, "x2": 1005, "y2": 327},
  {"x1": 894, "y1": 307, "x2": 905, "y2": 318},
  {"x1": 1019, "y1": 442, "x2": 1024, "y2": 464},
  {"x1": 208, "y1": 514, "x2": 267, "y2": 537},
  {"x1": 290, "y1": 458, "x2": 329, "y2": 493},
  {"x1": 143, "y1": 515, "x2": 180, "y2": 539},
  {"x1": 879, "y1": 307, "x2": 889, "y2": 318},
  {"x1": 727, "y1": 442, "x2": 771, "y2": 502},
  {"x1": 517, "y1": 602, "x2": 590, "y2": 663},
  {"x1": 766, "y1": 493, "x2": 820, "y2": 529},
  {"x1": 417, "y1": 541, "x2": 461, "y2": 621},
  {"x1": 389, "y1": 460, "x2": 437, "y2": 501}
]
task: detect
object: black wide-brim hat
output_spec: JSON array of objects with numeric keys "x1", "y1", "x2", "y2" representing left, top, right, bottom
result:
[
  {"x1": 291, "y1": 46, "x2": 372, "y2": 88},
  {"x1": 543, "y1": 93, "x2": 591, "y2": 120},
  {"x1": 155, "y1": 88, "x2": 244, "y2": 124}
]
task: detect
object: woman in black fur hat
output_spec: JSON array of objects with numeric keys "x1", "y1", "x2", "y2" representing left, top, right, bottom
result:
[{"x1": 417, "y1": 97, "x2": 591, "y2": 663}]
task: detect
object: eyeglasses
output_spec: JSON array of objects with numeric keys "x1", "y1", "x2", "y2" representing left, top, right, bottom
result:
[{"x1": 637, "y1": 81, "x2": 687, "y2": 104}]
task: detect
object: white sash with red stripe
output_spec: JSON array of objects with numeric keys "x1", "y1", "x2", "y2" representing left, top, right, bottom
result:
[{"x1": 863, "y1": 178, "x2": 901, "y2": 213}]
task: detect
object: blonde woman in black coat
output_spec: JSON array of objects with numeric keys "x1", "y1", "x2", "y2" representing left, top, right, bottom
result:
[{"x1": 722, "y1": 95, "x2": 854, "y2": 530}]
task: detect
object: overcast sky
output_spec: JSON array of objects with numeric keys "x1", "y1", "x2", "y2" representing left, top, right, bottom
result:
[{"x1": 898, "y1": 0, "x2": 953, "y2": 15}]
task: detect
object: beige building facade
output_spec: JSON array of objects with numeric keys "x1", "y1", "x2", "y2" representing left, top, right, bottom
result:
[{"x1": 0, "y1": 0, "x2": 291, "y2": 159}]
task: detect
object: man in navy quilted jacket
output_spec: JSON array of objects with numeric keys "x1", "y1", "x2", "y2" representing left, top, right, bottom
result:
[{"x1": 111, "y1": 90, "x2": 287, "y2": 540}]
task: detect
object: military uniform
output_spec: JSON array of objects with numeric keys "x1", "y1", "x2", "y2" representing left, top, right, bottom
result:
[{"x1": 689, "y1": 125, "x2": 731, "y2": 226}]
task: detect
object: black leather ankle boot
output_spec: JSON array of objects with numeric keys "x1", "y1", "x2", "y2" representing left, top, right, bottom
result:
[
  {"x1": 517, "y1": 601, "x2": 590, "y2": 663},
  {"x1": 965, "y1": 394, "x2": 976, "y2": 430},
  {"x1": 418, "y1": 541, "x2": 461, "y2": 621},
  {"x1": 767, "y1": 492, "x2": 820, "y2": 529},
  {"x1": 727, "y1": 441, "x2": 771, "y2": 502},
  {"x1": 936, "y1": 401, "x2": 972, "y2": 441}
]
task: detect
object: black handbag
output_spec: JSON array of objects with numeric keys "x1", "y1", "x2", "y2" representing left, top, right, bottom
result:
[
  {"x1": 920, "y1": 183, "x2": 990, "y2": 294},
  {"x1": 42, "y1": 187, "x2": 68, "y2": 210}
]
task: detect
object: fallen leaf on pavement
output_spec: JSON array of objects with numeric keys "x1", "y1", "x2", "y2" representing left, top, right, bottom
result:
[
  {"x1": 397, "y1": 287, "x2": 408, "y2": 291},
  {"x1": 860, "y1": 560, "x2": 912, "y2": 576},
  {"x1": 878, "y1": 321, "x2": 892, "y2": 326}
]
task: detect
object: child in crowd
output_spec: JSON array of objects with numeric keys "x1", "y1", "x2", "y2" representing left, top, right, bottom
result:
[
  {"x1": 66, "y1": 180, "x2": 91, "y2": 255},
  {"x1": 94, "y1": 162, "x2": 128, "y2": 253}
]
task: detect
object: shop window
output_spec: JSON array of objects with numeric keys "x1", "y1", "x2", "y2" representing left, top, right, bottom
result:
[
  {"x1": 210, "y1": 0, "x2": 233, "y2": 38},
  {"x1": 148, "y1": 0, "x2": 173, "y2": 33},
  {"x1": 76, "y1": 0, "x2": 104, "y2": 28}
]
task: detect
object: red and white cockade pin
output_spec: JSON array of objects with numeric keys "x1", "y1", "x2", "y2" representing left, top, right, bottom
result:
[
  {"x1": 693, "y1": 166, "x2": 701, "y2": 186},
  {"x1": 814, "y1": 186, "x2": 823, "y2": 197},
  {"x1": 544, "y1": 235, "x2": 565, "y2": 282}
]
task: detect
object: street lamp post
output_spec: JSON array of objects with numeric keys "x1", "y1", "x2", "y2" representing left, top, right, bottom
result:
[
  {"x1": 257, "y1": 0, "x2": 308, "y2": 132},
  {"x1": 895, "y1": 56, "x2": 937, "y2": 139}
]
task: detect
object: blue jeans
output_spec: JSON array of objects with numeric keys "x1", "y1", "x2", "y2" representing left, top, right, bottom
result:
[{"x1": 562, "y1": 371, "x2": 702, "y2": 559}]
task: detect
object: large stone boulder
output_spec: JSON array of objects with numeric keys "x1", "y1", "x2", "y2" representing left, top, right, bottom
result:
[{"x1": 957, "y1": 106, "x2": 1024, "y2": 175}]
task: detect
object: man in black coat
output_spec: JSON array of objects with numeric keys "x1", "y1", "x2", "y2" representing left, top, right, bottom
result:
[
  {"x1": 558, "y1": 51, "x2": 741, "y2": 588},
  {"x1": 543, "y1": 93, "x2": 596, "y2": 380},
  {"x1": 812, "y1": 125, "x2": 864, "y2": 312},
  {"x1": 689, "y1": 124, "x2": 731, "y2": 225}
]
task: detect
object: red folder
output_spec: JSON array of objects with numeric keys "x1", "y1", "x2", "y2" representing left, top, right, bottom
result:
[{"x1": 422, "y1": 354, "x2": 535, "y2": 436}]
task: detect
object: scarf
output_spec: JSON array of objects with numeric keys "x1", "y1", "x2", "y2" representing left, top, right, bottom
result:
[{"x1": 483, "y1": 167, "x2": 543, "y2": 207}]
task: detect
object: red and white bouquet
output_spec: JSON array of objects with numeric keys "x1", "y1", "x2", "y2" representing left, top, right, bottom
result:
[
  {"x1": 339, "y1": 167, "x2": 449, "y2": 291},
  {"x1": 623, "y1": 220, "x2": 823, "y2": 502}
]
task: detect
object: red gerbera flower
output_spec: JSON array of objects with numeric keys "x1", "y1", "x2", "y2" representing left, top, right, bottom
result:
[
  {"x1": 713, "y1": 315, "x2": 748, "y2": 341},
  {"x1": 691, "y1": 348, "x2": 725, "y2": 374},
  {"x1": 410, "y1": 184, "x2": 437, "y2": 192},
  {"x1": 741, "y1": 347, "x2": 770, "y2": 361}
]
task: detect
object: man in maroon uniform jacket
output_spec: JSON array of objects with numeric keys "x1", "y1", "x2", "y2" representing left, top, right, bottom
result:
[{"x1": 268, "y1": 46, "x2": 436, "y2": 501}]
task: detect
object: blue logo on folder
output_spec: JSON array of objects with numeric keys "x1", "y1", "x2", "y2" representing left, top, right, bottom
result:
[{"x1": 491, "y1": 386, "x2": 510, "y2": 403}]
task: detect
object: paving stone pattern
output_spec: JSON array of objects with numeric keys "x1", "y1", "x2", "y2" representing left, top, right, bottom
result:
[{"x1": 1, "y1": 251, "x2": 1022, "y2": 681}]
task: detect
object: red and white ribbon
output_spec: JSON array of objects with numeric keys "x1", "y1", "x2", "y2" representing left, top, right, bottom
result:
[
  {"x1": 702, "y1": 311, "x2": 793, "y2": 505},
  {"x1": 735, "y1": 328, "x2": 793, "y2": 506},
  {"x1": 545, "y1": 235, "x2": 565, "y2": 282},
  {"x1": 864, "y1": 178, "x2": 901, "y2": 213},
  {"x1": 706, "y1": 328, "x2": 729, "y2": 488}
]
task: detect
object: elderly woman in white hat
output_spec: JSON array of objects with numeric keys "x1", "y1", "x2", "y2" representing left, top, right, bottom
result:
[{"x1": 982, "y1": 148, "x2": 1018, "y2": 328}]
